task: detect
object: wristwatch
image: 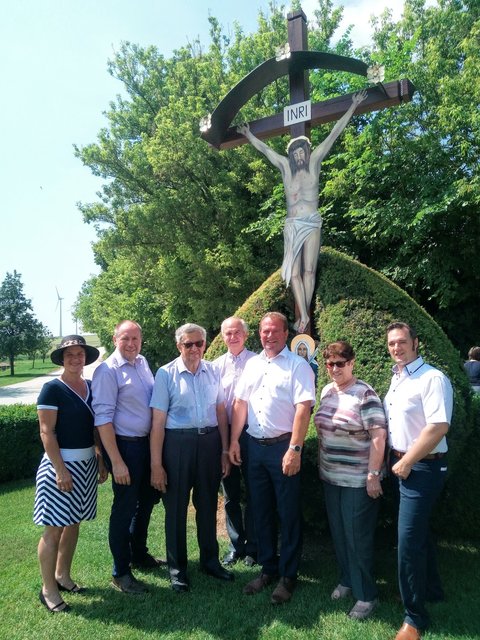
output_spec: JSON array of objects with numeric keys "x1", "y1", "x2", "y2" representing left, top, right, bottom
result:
[
  {"x1": 368, "y1": 469, "x2": 381, "y2": 477},
  {"x1": 289, "y1": 444, "x2": 302, "y2": 453}
]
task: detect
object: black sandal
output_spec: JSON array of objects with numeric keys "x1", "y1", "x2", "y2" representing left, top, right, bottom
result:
[
  {"x1": 57, "y1": 580, "x2": 86, "y2": 594},
  {"x1": 39, "y1": 590, "x2": 70, "y2": 613}
]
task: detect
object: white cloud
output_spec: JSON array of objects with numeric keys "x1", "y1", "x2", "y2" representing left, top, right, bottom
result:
[{"x1": 300, "y1": 0, "x2": 435, "y2": 48}]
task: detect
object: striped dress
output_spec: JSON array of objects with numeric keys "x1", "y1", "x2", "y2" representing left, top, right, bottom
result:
[
  {"x1": 314, "y1": 379, "x2": 386, "y2": 488},
  {"x1": 34, "y1": 379, "x2": 98, "y2": 526}
]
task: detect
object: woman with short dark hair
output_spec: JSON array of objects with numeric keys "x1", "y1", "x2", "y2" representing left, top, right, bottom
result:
[
  {"x1": 464, "y1": 346, "x2": 480, "y2": 393},
  {"x1": 314, "y1": 340, "x2": 386, "y2": 620}
]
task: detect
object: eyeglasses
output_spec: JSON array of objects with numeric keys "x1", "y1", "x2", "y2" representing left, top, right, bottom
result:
[
  {"x1": 181, "y1": 340, "x2": 205, "y2": 349},
  {"x1": 325, "y1": 360, "x2": 349, "y2": 369}
]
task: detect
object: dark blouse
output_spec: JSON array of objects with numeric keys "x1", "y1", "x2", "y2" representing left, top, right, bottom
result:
[
  {"x1": 37, "y1": 379, "x2": 94, "y2": 449},
  {"x1": 464, "y1": 360, "x2": 480, "y2": 386}
]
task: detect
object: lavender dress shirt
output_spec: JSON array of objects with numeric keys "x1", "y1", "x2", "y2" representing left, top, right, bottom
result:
[{"x1": 92, "y1": 349, "x2": 154, "y2": 436}]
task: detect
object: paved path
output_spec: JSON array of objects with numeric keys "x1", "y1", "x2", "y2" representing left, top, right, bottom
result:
[{"x1": 0, "y1": 349, "x2": 106, "y2": 406}]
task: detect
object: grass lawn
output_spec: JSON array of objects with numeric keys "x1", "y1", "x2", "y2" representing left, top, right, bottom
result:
[
  {"x1": 0, "y1": 358, "x2": 58, "y2": 388},
  {"x1": 1, "y1": 480, "x2": 479, "y2": 640}
]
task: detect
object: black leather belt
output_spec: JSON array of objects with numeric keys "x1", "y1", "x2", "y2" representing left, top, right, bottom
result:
[
  {"x1": 250, "y1": 432, "x2": 290, "y2": 446},
  {"x1": 116, "y1": 435, "x2": 148, "y2": 442},
  {"x1": 166, "y1": 427, "x2": 217, "y2": 435},
  {"x1": 391, "y1": 449, "x2": 445, "y2": 461}
]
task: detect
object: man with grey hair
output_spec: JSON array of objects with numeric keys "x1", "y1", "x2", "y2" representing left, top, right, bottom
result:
[
  {"x1": 214, "y1": 317, "x2": 257, "y2": 567},
  {"x1": 150, "y1": 323, "x2": 233, "y2": 592},
  {"x1": 237, "y1": 90, "x2": 366, "y2": 333}
]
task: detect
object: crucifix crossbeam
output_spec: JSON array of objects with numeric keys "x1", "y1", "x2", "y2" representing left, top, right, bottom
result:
[
  {"x1": 200, "y1": 9, "x2": 416, "y2": 150},
  {"x1": 210, "y1": 80, "x2": 414, "y2": 150}
]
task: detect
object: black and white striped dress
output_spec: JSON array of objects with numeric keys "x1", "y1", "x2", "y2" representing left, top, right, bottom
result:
[{"x1": 34, "y1": 379, "x2": 98, "y2": 526}]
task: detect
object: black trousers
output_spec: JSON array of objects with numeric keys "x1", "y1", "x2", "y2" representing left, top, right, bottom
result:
[
  {"x1": 221, "y1": 426, "x2": 256, "y2": 556},
  {"x1": 162, "y1": 428, "x2": 222, "y2": 582}
]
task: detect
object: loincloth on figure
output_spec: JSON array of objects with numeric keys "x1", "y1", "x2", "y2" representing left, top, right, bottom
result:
[{"x1": 281, "y1": 212, "x2": 322, "y2": 286}]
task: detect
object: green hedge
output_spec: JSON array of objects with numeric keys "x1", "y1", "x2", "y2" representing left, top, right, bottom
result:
[
  {"x1": 206, "y1": 247, "x2": 477, "y2": 540},
  {"x1": 0, "y1": 404, "x2": 41, "y2": 483}
]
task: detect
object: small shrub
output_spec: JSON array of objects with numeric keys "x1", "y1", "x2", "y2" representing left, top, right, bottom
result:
[{"x1": 0, "y1": 404, "x2": 40, "y2": 482}]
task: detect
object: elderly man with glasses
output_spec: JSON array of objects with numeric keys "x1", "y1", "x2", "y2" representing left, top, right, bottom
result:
[{"x1": 149, "y1": 323, "x2": 233, "y2": 592}]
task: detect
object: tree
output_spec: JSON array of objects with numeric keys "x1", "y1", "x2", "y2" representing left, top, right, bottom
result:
[
  {"x1": 0, "y1": 271, "x2": 48, "y2": 375},
  {"x1": 25, "y1": 321, "x2": 53, "y2": 367}
]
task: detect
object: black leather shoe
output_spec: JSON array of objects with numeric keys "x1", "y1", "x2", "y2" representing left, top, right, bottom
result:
[
  {"x1": 171, "y1": 579, "x2": 190, "y2": 593},
  {"x1": 244, "y1": 555, "x2": 257, "y2": 567},
  {"x1": 222, "y1": 551, "x2": 243, "y2": 566},
  {"x1": 202, "y1": 565, "x2": 235, "y2": 581},
  {"x1": 131, "y1": 553, "x2": 167, "y2": 569}
]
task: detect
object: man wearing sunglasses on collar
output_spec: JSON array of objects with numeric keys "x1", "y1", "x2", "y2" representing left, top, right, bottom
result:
[
  {"x1": 149, "y1": 323, "x2": 232, "y2": 593},
  {"x1": 384, "y1": 322, "x2": 453, "y2": 640}
]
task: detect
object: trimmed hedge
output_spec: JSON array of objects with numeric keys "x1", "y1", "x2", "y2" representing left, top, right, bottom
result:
[
  {"x1": 206, "y1": 247, "x2": 478, "y2": 540},
  {"x1": 0, "y1": 404, "x2": 41, "y2": 483}
]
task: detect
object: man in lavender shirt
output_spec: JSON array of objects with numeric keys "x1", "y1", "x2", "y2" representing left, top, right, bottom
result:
[{"x1": 92, "y1": 320, "x2": 160, "y2": 594}]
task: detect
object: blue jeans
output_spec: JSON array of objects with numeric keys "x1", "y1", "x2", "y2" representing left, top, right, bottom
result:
[
  {"x1": 323, "y1": 481, "x2": 379, "y2": 601},
  {"x1": 392, "y1": 454, "x2": 447, "y2": 630},
  {"x1": 105, "y1": 437, "x2": 158, "y2": 577},
  {"x1": 247, "y1": 435, "x2": 302, "y2": 579},
  {"x1": 222, "y1": 426, "x2": 256, "y2": 557}
]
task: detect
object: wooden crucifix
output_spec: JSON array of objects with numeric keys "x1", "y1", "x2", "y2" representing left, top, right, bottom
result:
[{"x1": 201, "y1": 9, "x2": 415, "y2": 334}]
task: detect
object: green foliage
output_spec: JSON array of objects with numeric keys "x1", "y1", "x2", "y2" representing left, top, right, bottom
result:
[
  {"x1": 0, "y1": 404, "x2": 40, "y2": 483},
  {"x1": 319, "y1": 0, "x2": 480, "y2": 352}
]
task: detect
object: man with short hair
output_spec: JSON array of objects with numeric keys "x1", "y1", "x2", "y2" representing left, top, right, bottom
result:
[
  {"x1": 229, "y1": 312, "x2": 316, "y2": 604},
  {"x1": 237, "y1": 91, "x2": 366, "y2": 333},
  {"x1": 92, "y1": 320, "x2": 161, "y2": 594},
  {"x1": 384, "y1": 322, "x2": 453, "y2": 640},
  {"x1": 150, "y1": 323, "x2": 233, "y2": 592},
  {"x1": 214, "y1": 317, "x2": 257, "y2": 567}
]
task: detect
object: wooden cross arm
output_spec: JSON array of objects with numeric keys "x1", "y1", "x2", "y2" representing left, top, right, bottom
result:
[{"x1": 207, "y1": 79, "x2": 415, "y2": 150}]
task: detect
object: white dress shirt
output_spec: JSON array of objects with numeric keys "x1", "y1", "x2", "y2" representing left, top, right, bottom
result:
[
  {"x1": 384, "y1": 356, "x2": 453, "y2": 454},
  {"x1": 235, "y1": 346, "x2": 315, "y2": 438}
]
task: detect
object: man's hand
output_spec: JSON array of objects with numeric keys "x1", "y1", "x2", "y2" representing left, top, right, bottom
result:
[
  {"x1": 352, "y1": 89, "x2": 368, "y2": 107},
  {"x1": 237, "y1": 123, "x2": 250, "y2": 136},
  {"x1": 282, "y1": 448, "x2": 301, "y2": 476},
  {"x1": 229, "y1": 441, "x2": 242, "y2": 466},
  {"x1": 151, "y1": 464, "x2": 167, "y2": 493},
  {"x1": 392, "y1": 458, "x2": 413, "y2": 480},
  {"x1": 221, "y1": 452, "x2": 231, "y2": 478},
  {"x1": 112, "y1": 461, "x2": 131, "y2": 485}
]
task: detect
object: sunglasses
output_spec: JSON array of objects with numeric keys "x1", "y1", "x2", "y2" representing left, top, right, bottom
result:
[
  {"x1": 181, "y1": 340, "x2": 205, "y2": 349},
  {"x1": 325, "y1": 360, "x2": 350, "y2": 369}
]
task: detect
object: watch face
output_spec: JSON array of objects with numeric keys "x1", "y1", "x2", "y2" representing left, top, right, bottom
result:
[{"x1": 291, "y1": 445, "x2": 301, "y2": 452}]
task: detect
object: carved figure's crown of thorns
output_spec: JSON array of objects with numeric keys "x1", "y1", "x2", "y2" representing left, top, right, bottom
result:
[{"x1": 286, "y1": 135, "x2": 311, "y2": 153}]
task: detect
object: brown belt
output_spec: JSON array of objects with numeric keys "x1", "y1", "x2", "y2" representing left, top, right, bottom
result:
[
  {"x1": 250, "y1": 432, "x2": 290, "y2": 446},
  {"x1": 391, "y1": 449, "x2": 445, "y2": 461}
]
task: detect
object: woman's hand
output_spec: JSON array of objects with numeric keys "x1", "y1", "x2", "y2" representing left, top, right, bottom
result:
[
  {"x1": 55, "y1": 467, "x2": 73, "y2": 492},
  {"x1": 97, "y1": 456, "x2": 109, "y2": 484}
]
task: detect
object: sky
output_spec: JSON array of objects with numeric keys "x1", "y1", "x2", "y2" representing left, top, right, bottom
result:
[{"x1": 0, "y1": 0, "x2": 414, "y2": 337}]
